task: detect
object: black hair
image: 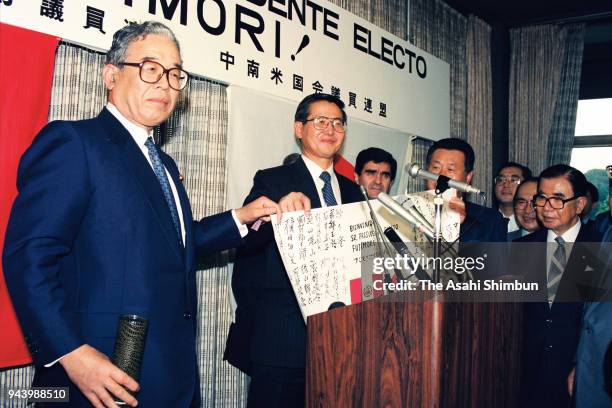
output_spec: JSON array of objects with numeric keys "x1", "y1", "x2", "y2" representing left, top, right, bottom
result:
[
  {"x1": 425, "y1": 138, "x2": 475, "y2": 173},
  {"x1": 513, "y1": 177, "x2": 539, "y2": 203},
  {"x1": 294, "y1": 93, "x2": 347, "y2": 124},
  {"x1": 586, "y1": 181, "x2": 599, "y2": 202},
  {"x1": 539, "y1": 164, "x2": 588, "y2": 197},
  {"x1": 282, "y1": 153, "x2": 301, "y2": 166},
  {"x1": 355, "y1": 147, "x2": 398, "y2": 181},
  {"x1": 496, "y1": 162, "x2": 533, "y2": 180}
]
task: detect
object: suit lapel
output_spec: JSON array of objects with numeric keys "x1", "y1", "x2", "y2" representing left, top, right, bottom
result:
[
  {"x1": 337, "y1": 171, "x2": 361, "y2": 204},
  {"x1": 291, "y1": 158, "x2": 322, "y2": 209},
  {"x1": 98, "y1": 109, "x2": 184, "y2": 263}
]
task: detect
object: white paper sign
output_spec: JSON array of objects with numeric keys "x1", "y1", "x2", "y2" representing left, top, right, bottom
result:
[{"x1": 272, "y1": 190, "x2": 459, "y2": 321}]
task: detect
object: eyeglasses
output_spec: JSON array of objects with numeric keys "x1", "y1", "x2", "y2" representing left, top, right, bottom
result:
[
  {"x1": 303, "y1": 116, "x2": 346, "y2": 133},
  {"x1": 494, "y1": 175, "x2": 522, "y2": 185},
  {"x1": 514, "y1": 198, "x2": 535, "y2": 210},
  {"x1": 533, "y1": 194, "x2": 582, "y2": 210},
  {"x1": 120, "y1": 60, "x2": 189, "y2": 91}
]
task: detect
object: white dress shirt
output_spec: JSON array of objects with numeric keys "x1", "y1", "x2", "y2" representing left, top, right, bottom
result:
[
  {"x1": 500, "y1": 209, "x2": 519, "y2": 233},
  {"x1": 301, "y1": 154, "x2": 342, "y2": 206}
]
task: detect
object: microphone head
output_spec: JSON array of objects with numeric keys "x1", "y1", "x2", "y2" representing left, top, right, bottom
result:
[
  {"x1": 407, "y1": 163, "x2": 421, "y2": 178},
  {"x1": 377, "y1": 192, "x2": 390, "y2": 203}
]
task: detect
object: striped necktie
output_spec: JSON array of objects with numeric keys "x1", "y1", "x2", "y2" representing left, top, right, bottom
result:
[
  {"x1": 145, "y1": 137, "x2": 182, "y2": 245},
  {"x1": 548, "y1": 236, "x2": 566, "y2": 304},
  {"x1": 319, "y1": 171, "x2": 338, "y2": 206}
]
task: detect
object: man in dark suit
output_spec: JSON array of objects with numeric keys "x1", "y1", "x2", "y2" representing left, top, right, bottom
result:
[
  {"x1": 516, "y1": 164, "x2": 602, "y2": 408},
  {"x1": 507, "y1": 177, "x2": 541, "y2": 241},
  {"x1": 2, "y1": 22, "x2": 277, "y2": 408},
  {"x1": 423, "y1": 138, "x2": 507, "y2": 243},
  {"x1": 224, "y1": 93, "x2": 363, "y2": 407}
]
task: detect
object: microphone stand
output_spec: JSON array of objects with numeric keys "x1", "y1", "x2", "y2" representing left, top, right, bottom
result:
[
  {"x1": 432, "y1": 177, "x2": 451, "y2": 284},
  {"x1": 359, "y1": 187, "x2": 404, "y2": 295}
]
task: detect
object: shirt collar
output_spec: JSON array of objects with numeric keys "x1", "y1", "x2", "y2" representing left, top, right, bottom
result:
[
  {"x1": 546, "y1": 218, "x2": 581, "y2": 243},
  {"x1": 301, "y1": 154, "x2": 335, "y2": 182},
  {"x1": 106, "y1": 103, "x2": 152, "y2": 147}
]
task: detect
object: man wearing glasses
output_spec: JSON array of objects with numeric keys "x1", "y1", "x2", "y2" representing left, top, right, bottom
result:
[
  {"x1": 493, "y1": 162, "x2": 532, "y2": 237},
  {"x1": 516, "y1": 164, "x2": 602, "y2": 408},
  {"x1": 224, "y1": 93, "x2": 363, "y2": 407},
  {"x1": 508, "y1": 177, "x2": 541, "y2": 240},
  {"x1": 3, "y1": 22, "x2": 278, "y2": 408}
]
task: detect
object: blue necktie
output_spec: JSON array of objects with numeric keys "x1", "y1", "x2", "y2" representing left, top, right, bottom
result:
[
  {"x1": 319, "y1": 171, "x2": 338, "y2": 206},
  {"x1": 145, "y1": 137, "x2": 182, "y2": 245}
]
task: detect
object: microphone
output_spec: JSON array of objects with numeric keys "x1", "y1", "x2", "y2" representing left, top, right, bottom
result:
[
  {"x1": 407, "y1": 163, "x2": 484, "y2": 195},
  {"x1": 359, "y1": 186, "x2": 405, "y2": 283},
  {"x1": 377, "y1": 193, "x2": 435, "y2": 240},
  {"x1": 383, "y1": 227, "x2": 430, "y2": 280},
  {"x1": 402, "y1": 198, "x2": 435, "y2": 235}
]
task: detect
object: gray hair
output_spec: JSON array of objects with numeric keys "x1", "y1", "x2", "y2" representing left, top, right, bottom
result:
[{"x1": 105, "y1": 21, "x2": 181, "y2": 66}]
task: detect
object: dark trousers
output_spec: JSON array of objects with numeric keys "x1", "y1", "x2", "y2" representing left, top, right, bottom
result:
[{"x1": 247, "y1": 364, "x2": 305, "y2": 408}]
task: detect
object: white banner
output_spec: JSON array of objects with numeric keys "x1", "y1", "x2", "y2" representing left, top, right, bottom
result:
[{"x1": 0, "y1": 0, "x2": 450, "y2": 137}]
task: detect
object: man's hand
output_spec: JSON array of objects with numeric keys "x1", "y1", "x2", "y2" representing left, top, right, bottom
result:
[
  {"x1": 448, "y1": 197, "x2": 466, "y2": 224},
  {"x1": 278, "y1": 192, "x2": 311, "y2": 221},
  {"x1": 567, "y1": 366, "x2": 576, "y2": 396},
  {"x1": 235, "y1": 196, "x2": 281, "y2": 224},
  {"x1": 59, "y1": 344, "x2": 139, "y2": 408}
]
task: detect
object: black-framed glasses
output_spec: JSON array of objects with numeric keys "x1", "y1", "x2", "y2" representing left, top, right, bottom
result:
[
  {"x1": 120, "y1": 60, "x2": 189, "y2": 91},
  {"x1": 303, "y1": 116, "x2": 346, "y2": 133},
  {"x1": 494, "y1": 175, "x2": 522, "y2": 185},
  {"x1": 533, "y1": 194, "x2": 582, "y2": 210},
  {"x1": 514, "y1": 198, "x2": 535, "y2": 210}
]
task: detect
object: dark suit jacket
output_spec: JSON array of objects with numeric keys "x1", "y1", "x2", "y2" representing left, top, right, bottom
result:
[
  {"x1": 2, "y1": 108, "x2": 242, "y2": 407},
  {"x1": 516, "y1": 223, "x2": 602, "y2": 408},
  {"x1": 224, "y1": 157, "x2": 363, "y2": 373},
  {"x1": 460, "y1": 201, "x2": 507, "y2": 243},
  {"x1": 456, "y1": 201, "x2": 507, "y2": 279}
]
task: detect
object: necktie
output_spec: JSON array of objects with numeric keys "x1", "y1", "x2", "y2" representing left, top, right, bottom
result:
[
  {"x1": 145, "y1": 137, "x2": 182, "y2": 245},
  {"x1": 548, "y1": 236, "x2": 566, "y2": 304},
  {"x1": 319, "y1": 171, "x2": 337, "y2": 206}
]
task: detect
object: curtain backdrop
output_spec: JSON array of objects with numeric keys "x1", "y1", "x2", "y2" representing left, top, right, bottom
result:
[
  {"x1": 406, "y1": 137, "x2": 434, "y2": 193},
  {"x1": 466, "y1": 16, "x2": 493, "y2": 202},
  {"x1": 329, "y1": 0, "x2": 407, "y2": 38},
  {"x1": 509, "y1": 23, "x2": 585, "y2": 175},
  {"x1": 408, "y1": 0, "x2": 493, "y2": 202},
  {"x1": 409, "y1": 0, "x2": 468, "y2": 141},
  {"x1": 546, "y1": 24, "x2": 585, "y2": 167}
]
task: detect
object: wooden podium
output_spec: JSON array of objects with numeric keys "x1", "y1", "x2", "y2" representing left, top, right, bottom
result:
[{"x1": 305, "y1": 291, "x2": 522, "y2": 407}]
